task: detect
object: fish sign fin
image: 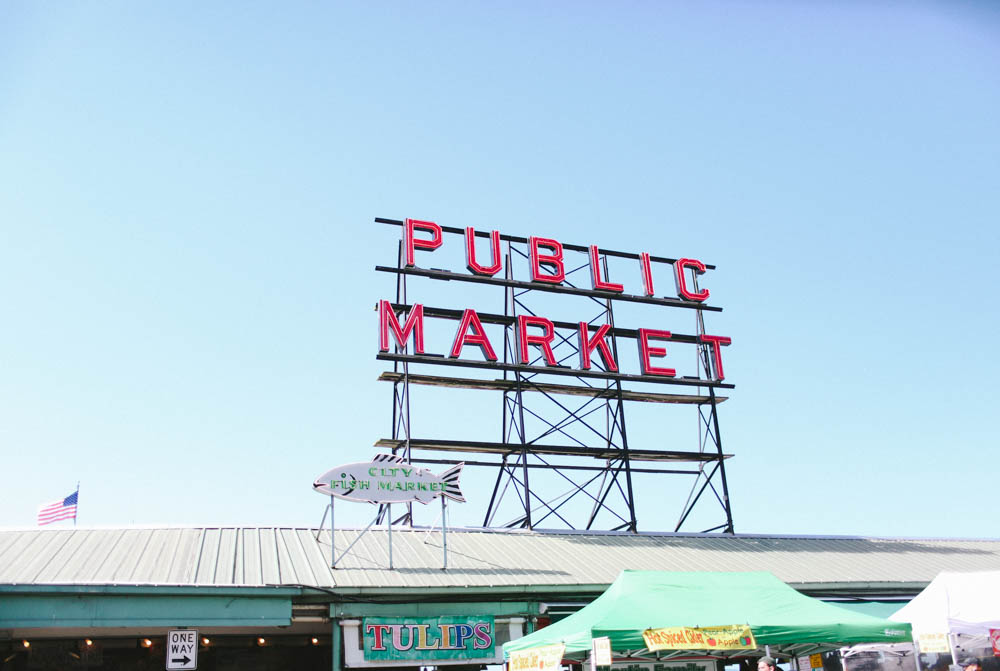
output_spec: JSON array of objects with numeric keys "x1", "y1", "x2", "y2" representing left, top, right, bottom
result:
[
  {"x1": 373, "y1": 453, "x2": 406, "y2": 464},
  {"x1": 438, "y1": 463, "x2": 465, "y2": 503}
]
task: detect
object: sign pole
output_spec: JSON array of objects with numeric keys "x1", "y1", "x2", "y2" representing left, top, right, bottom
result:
[
  {"x1": 441, "y1": 496, "x2": 448, "y2": 570},
  {"x1": 387, "y1": 503, "x2": 393, "y2": 569},
  {"x1": 330, "y1": 495, "x2": 335, "y2": 569}
]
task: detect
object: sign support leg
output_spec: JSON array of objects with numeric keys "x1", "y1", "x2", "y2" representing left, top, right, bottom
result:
[
  {"x1": 387, "y1": 503, "x2": 393, "y2": 569},
  {"x1": 441, "y1": 496, "x2": 448, "y2": 570},
  {"x1": 330, "y1": 496, "x2": 335, "y2": 569}
]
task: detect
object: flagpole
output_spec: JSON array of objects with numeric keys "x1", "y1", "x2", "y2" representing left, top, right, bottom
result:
[{"x1": 75, "y1": 481, "x2": 80, "y2": 527}]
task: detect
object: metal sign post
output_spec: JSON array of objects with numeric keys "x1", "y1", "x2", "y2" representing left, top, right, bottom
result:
[
  {"x1": 441, "y1": 496, "x2": 448, "y2": 570},
  {"x1": 387, "y1": 503, "x2": 393, "y2": 570}
]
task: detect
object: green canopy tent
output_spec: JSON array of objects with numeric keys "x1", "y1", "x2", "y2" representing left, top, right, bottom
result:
[{"x1": 504, "y1": 571, "x2": 912, "y2": 661}]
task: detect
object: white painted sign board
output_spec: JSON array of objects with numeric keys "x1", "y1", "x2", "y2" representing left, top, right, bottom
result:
[
  {"x1": 166, "y1": 629, "x2": 198, "y2": 670},
  {"x1": 591, "y1": 636, "x2": 612, "y2": 671}
]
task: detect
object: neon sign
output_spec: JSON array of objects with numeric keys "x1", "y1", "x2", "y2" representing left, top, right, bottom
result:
[{"x1": 377, "y1": 218, "x2": 732, "y2": 384}]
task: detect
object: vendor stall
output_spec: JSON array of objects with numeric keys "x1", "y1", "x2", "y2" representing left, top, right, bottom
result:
[
  {"x1": 890, "y1": 570, "x2": 1000, "y2": 665},
  {"x1": 504, "y1": 571, "x2": 912, "y2": 666}
]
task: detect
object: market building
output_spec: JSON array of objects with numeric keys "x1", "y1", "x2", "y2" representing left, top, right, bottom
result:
[{"x1": 3, "y1": 526, "x2": 1000, "y2": 670}]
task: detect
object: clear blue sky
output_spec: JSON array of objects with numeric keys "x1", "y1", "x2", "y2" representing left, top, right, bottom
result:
[{"x1": 2, "y1": 2, "x2": 997, "y2": 537}]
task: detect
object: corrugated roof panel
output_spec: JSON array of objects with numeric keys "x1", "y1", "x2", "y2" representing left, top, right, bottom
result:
[
  {"x1": 72, "y1": 529, "x2": 123, "y2": 582},
  {"x1": 0, "y1": 531, "x2": 23, "y2": 568},
  {"x1": 165, "y1": 529, "x2": 202, "y2": 584},
  {"x1": 194, "y1": 528, "x2": 219, "y2": 584},
  {"x1": 233, "y1": 528, "x2": 246, "y2": 584},
  {"x1": 2, "y1": 527, "x2": 1000, "y2": 590},
  {"x1": 242, "y1": 528, "x2": 262, "y2": 585},
  {"x1": 7, "y1": 530, "x2": 73, "y2": 583},
  {"x1": 278, "y1": 529, "x2": 316, "y2": 585},
  {"x1": 134, "y1": 527, "x2": 180, "y2": 583},
  {"x1": 258, "y1": 528, "x2": 280, "y2": 584},
  {"x1": 33, "y1": 530, "x2": 88, "y2": 583},
  {"x1": 95, "y1": 529, "x2": 142, "y2": 583},
  {"x1": 109, "y1": 528, "x2": 154, "y2": 582},
  {"x1": 285, "y1": 529, "x2": 324, "y2": 587},
  {"x1": 274, "y1": 528, "x2": 302, "y2": 585},
  {"x1": 302, "y1": 529, "x2": 335, "y2": 587},
  {"x1": 215, "y1": 528, "x2": 238, "y2": 585}
]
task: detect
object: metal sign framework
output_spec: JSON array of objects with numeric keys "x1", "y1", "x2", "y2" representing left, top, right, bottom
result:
[{"x1": 373, "y1": 217, "x2": 735, "y2": 533}]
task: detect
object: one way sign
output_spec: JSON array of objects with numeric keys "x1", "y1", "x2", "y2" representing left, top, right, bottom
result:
[{"x1": 166, "y1": 629, "x2": 198, "y2": 670}]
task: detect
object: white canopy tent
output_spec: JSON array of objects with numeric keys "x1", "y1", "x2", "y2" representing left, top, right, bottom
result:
[
  {"x1": 889, "y1": 570, "x2": 1000, "y2": 665},
  {"x1": 890, "y1": 570, "x2": 1000, "y2": 638}
]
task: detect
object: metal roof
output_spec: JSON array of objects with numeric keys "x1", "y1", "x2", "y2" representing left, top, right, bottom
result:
[{"x1": 2, "y1": 527, "x2": 999, "y2": 593}]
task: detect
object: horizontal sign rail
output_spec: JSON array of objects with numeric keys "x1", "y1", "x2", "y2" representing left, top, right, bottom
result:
[
  {"x1": 406, "y1": 456, "x2": 704, "y2": 476},
  {"x1": 374, "y1": 438, "x2": 732, "y2": 463},
  {"x1": 375, "y1": 265, "x2": 723, "y2": 312},
  {"x1": 377, "y1": 353, "x2": 735, "y2": 389},
  {"x1": 377, "y1": 372, "x2": 727, "y2": 404}
]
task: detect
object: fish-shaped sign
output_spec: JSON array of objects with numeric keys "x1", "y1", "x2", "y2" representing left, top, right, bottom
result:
[{"x1": 313, "y1": 454, "x2": 465, "y2": 505}]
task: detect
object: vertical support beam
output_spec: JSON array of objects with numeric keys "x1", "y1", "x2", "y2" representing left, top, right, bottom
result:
[
  {"x1": 708, "y1": 386, "x2": 734, "y2": 533},
  {"x1": 504, "y1": 249, "x2": 531, "y2": 528},
  {"x1": 331, "y1": 618, "x2": 342, "y2": 671},
  {"x1": 330, "y1": 496, "x2": 335, "y2": 569},
  {"x1": 602, "y1": 265, "x2": 637, "y2": 533}
]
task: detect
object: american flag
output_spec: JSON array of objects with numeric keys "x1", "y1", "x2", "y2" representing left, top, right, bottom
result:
[{"x1": 37, "y1": 490, "x2": 78, "y2": 526}]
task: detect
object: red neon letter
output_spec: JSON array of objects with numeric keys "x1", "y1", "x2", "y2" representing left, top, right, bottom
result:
[
  {"x1": 637, "y1": 328, "x2": 675, "y2": 377},
  {"x1": 404, "y1": 218, "x2": 442, "y2": 267},
  {"x1": 465, "y1": 227, "x2": 502, "y2": 276},
  {"x1": 379, "y1": 300, "x2": 425, "y2": 354},
  {"x1": 589, "y1": 246, "x2": 624, "y2": 292},
  {"x1": 699, "y1": 334, "x2": 732, "y2": 380},
  {"x1": 578, "y1": 322, "x2": 618, "y2": 371},
  {"x1": 366, "y1": 623, "x2": 392, "y2": 651},
  {"x1": 450, "y1": 309, "x2": 498, "y2": 361},
  {"x1": 517, "y1": 315, "x2": 557, "y2": 366},
  {"x1": 674, "y1": 258, "x2": 710, "y2": 302},
  {"x1": 529, "y1": 237, "x2": 565, "y2": 284},
  {"x1": 640, "y1": 252, "x2": 655, "y2": 296}
]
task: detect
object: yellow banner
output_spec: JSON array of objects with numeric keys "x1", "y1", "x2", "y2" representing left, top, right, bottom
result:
[
  {"x1": 509, "y1": 644, "x2": 566, "y2": 671},
  {"x1": 643, "y1": 625, "x2": 756, "y2": 651},
  {"x1": 917, "y1": 633, "x2": 949, "y2": 654}
]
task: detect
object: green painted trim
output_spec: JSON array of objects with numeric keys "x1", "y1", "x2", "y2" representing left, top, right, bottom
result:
[
  {"x1": 326, "y1": 584, "x2": 608, "y2": 598},
  {"x1": 790, "y1": 581, "x2": 929, "y2": 592},
  {"x1": 332, "y1": 601, "x2": 539, "y2": 618},
  {"x1": 0, "y1": 594, "x2": 292, "y2": 628},
  {"x1": 0, "y1": 584, "x2": 302, "y2": 597}
]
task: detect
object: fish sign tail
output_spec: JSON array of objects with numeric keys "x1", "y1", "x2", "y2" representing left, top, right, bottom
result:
[{"x1": 439, "y1": 463, "x2": 465, "y2": 502}]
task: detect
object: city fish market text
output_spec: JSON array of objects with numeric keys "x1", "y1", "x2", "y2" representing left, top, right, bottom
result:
[{"x1": 313, "y1": 454, "x2": 464, "y2": 505}]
